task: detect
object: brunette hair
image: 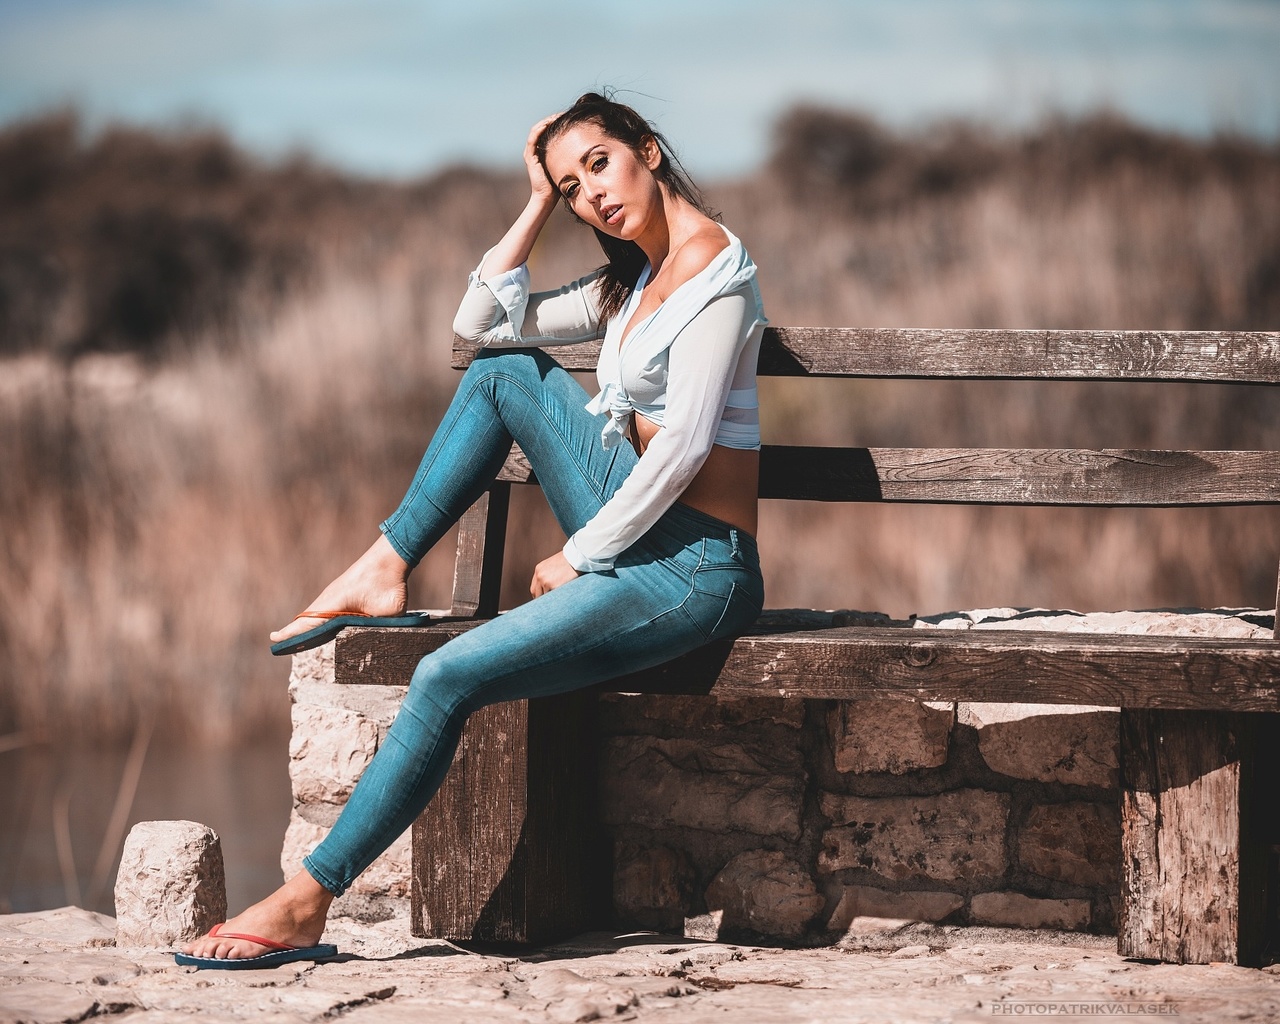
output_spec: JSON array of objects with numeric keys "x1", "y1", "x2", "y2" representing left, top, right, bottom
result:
[{"x1": 535, "y1": 92, "x2": 714, "y2": 321}]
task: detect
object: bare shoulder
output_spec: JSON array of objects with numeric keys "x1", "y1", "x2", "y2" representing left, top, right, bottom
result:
[{"x1": 661, "y1": 224, "x2": 730, "y2": 292}]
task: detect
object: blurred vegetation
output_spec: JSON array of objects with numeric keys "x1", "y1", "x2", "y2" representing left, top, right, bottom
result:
[{"x1": 0, "y1": 107, "x2": 1277, "y2": 743}]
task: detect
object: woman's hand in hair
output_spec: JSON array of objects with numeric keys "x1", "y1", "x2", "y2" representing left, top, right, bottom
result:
[
  {"x1": 525, "y1": 114, "x2": 561, "y2": 209},
  {"x1": 530, "y1": 550, "x2": 581, "y2": 598}
]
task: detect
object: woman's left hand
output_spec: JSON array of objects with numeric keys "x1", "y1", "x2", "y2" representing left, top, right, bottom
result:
[{"x1": 530, "y1": 551, "x2": 581, "y2": 598}]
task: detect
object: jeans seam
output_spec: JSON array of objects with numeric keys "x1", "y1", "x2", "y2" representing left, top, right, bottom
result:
[{"x1": 478, "y1": 365, "x2": 615, "y2": 512}]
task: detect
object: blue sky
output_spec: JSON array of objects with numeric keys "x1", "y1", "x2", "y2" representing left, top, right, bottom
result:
[{"x1": 1, "y1": 0, "x2": 1277, "y2": 179}]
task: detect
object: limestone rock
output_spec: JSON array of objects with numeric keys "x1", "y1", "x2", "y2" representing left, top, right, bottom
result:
[
  {"x1": 1016, "y1": 802, "x2": 1120, "y2": 887},
  {"x1": 289, "y1": 702, "x2": 380, "y2": 806},
  {"x1": 958, "y1": 703, "x2": 1118, "y2": 787},
  {"x1": 913, "y1": 607, "x2": 1271, "y2": 639},
  {"x1": 613, "y1": 845, "x2": 695, "y2": 932},
  {"x1": 819, "y1": 790, "x2": 1009, "y2": 882},
  {"x1": 970, "y1": 892, "x2": 1091, "y2": 930},
  {"x1": 828, "y1": 700, "x2": 954, "y2": 775},
  {"x1": 704, "y1": 850, "x2": 824, "y2": 940},
  {"x1": 826, "y1": 885, "x2": 964, "y2": 931},
  {"x1": 114, "y1": 820, "x2": 226, "y2": 947},
  {"x1": 682, "y1": 910, "x2": 724, "y2": 941},
  {"x1": 600, "y1": 735, "x2": 805, "y2": 839},
  {"x1": 288, "y1": 644, "x2": 335, "y2": 691}
]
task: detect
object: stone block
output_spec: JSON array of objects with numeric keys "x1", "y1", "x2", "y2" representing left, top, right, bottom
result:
[
  {"x1": 819, "y1": 790, "x2": 1009, "y2": 882},
  {"x1": 959, "y1": 703, "x2": 1118, "y2": 788},
  {"x1": 114, "y1": 820, "x2": 226, "y2": 947},
  {"x1": 970, "y1": 891, "x2": 1091, "y2": 930},
  {"x1": 704, "y1": 850, "x2": 824, "y2": 940},
  {"x1": 1016, "y1": 801, "x2": 1120, "y2": 888},
  {"x1": 828, "y1": 700, "x2": 954, "y2": 775},
  {"x1": 600, "y1": 735, "x2": 805, "y2": 839},
  {"x1": 825, "y1": 885, "x2": 964, "y2": 931},
  {"x1": 288, "y1": 644, "x2": 335, "y2": 690},
  {"x1": 289, "y1": 702, "x2": 380, "y2": 806},
  {"x1": 613, "y1": 845, "x2": 695, "y2": 932},
  {"x1": 682, "y1": 909, "x2": 724, "y2": 941}
]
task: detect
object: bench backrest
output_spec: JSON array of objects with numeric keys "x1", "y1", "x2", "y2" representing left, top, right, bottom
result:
[{"x1": 450, "y1": 329, "x2": 1280, "y2": 637}]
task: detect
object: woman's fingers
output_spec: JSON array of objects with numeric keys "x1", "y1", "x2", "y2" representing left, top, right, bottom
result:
[
  {"x1": 525, "y1": 114, "x2": 562, "y2": 202},
  {"x1": 529, "y1": 551, "x2": 580, "y2": 597}
]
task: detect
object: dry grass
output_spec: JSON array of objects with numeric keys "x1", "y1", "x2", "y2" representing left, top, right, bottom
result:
[{"x1": 0, "y1": 108, "x2": 1277, "y2": 742}]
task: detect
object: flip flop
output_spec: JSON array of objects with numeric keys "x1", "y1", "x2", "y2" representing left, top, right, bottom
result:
[
  {"x1": 270, "y1": 610, "x2": 433, "y2": 657},
  {"x1": 174, "y1": 923, "x2": 338, "y2": 970}
]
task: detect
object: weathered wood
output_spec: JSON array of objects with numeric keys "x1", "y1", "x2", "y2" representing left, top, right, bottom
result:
[
  {"x1": 411, "y1": 691, "x2": 604, "y2": 943},
  {"x1": 337, "y1": 620, "x2": 1280, "y2": 711},
  {"x1": 449, "y1": 484, "x2": 510, "y2": 618},
  {"x1": 425, "y1": 325, "x2": 1280, "y2": 962},
  {"x1": 757, "y1": 447, "x2": 1280, "y2": 506},
  {"x1": 455, "y1": 328, "x2": 1280, "y2": 383},
  {"x1": 1274, "y1": 559, "x2": 1279, "y2": 643},
  {"x1": 1119, "y1": 711, "x2": 1280, "y2": 964},
  {"x1": 494, "y1": 444, "x2": 1280, "y2": 506}
]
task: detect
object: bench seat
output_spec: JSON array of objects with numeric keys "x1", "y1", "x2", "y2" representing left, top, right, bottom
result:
[
  {"x1": 338, "y1": 612, "x2": 1280, "y2": 710},
  {"x1": 321, "y1": 324, "x2": 1280, "y2": 964}
]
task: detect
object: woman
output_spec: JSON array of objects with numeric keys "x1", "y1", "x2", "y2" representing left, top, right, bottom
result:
[{"x1": 178, "y1": 92, "x2": 767, "y2": 968}]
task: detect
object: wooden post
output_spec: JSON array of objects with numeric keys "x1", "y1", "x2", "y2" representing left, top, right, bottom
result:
[
  {"x1": 1119, "y1": 710, "x2": 1280, "y2": 964},
  {"x1": 410, "y1": 690, "x2": 606, "y2": 943},
  {"x1": 450, "y1": 484, "x2": 510, "y2": 618}
]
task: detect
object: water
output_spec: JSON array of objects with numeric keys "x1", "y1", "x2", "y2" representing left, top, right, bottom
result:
[{"x1": 0, "y1": 736, "x2": 292, "y2": 917}]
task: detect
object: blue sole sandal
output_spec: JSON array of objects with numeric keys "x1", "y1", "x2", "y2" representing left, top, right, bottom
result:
[
  {"x1": 270, "y1": 610, "x2": 433, "y2": 656},
  {"x1": 174, "y1": 925, "x2": 338, "y2": 970}
]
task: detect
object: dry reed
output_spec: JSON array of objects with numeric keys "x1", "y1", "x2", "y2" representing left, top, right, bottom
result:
[{"x1": 0, "y1": 108, "x2": 1276, "y2": 743}]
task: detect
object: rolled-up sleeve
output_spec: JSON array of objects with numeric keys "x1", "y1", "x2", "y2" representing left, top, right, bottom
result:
[{"x1": 453, "y1": 251, "x2": 604, "y2": 348}]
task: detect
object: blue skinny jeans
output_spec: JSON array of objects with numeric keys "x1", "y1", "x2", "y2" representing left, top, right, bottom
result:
[{"x1": 303, "y1": 348, "x2": 765, "y2": 897}]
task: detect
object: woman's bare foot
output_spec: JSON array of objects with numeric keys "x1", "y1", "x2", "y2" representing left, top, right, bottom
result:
[
  {"x1": 181, "y1": 871, "x2": 335, "y2": 960},
  {"x1": 270, "y1": 534, "x2": 411, "y2": 645}
]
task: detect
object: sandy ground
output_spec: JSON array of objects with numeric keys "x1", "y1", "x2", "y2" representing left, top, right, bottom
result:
[{"x1": 1, "y1": 907, "x2": 1277, "y2": 1023}]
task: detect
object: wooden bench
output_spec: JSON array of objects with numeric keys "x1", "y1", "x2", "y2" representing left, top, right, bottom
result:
[{"x1": 333, "y1": 326, "x2": 1280, "y2": 965}]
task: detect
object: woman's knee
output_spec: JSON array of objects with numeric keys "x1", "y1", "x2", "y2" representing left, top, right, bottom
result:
[
  {"x1": 402, "y1": 644, "x2": 490, "y2": 725},
  {"x1": 466, "y1": 347, "x2": 554, "y2": 388}
]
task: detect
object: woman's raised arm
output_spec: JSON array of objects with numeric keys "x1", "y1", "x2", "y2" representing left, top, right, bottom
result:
[{"x1": 476, "y1": 115, "x2": 561, "y2": 279}]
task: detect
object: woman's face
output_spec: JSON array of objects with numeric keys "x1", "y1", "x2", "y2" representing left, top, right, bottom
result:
[{"x1": 542, "y1": 121, "x2": 663, "y2": 240}]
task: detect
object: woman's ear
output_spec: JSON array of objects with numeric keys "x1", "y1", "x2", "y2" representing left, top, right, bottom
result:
[{"x1": 640, "y1": 135, "x2": 662, "y2": 170}]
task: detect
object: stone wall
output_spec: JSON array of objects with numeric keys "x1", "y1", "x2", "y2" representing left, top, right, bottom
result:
[
  {"x1": 283, "y1": 606, "x2": 1272, "y2": 940},
  {"x1": 283, "y1": 643, "x2": 413, "y2": 923}
]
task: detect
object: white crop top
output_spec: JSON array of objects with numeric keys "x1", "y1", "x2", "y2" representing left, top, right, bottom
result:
[{"x1": 452, "y1": 224, "x2": 767, "y2": 573}]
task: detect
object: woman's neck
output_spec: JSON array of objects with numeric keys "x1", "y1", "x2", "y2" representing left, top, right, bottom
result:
[{"x1": 635, "y1": 191, "x2": 704, "y2": 276}]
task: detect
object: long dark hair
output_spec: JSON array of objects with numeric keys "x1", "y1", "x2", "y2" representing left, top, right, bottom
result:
[{"x1": 535, "y1": 92, "x2": 715, "y2": 321}]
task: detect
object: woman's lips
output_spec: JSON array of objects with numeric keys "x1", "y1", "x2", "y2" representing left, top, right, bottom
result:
[{"x1": 601, "y1": 204, "x2": 622, "y2": 225}]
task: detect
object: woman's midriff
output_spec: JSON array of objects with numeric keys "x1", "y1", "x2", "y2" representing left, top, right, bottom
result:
[{"x1": 631, "y1": 413, "x2": 759, "y2": 537}]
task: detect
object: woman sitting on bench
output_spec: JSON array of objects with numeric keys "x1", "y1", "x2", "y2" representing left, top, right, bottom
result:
[{"x1": 179, "y1": 91, "x2": 768, "y2": 968}]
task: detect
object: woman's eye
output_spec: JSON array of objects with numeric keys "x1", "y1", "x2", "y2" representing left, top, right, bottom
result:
[
  {"x1": 562, "y1": 183, "x2": 579, "y2": 199},
  {"x1": 591, "y1": 156, "x2": 607, "y2": 172}
]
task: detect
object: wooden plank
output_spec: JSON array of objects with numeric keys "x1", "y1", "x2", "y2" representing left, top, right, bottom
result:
[
  {"x1": 1119, "y1": 710, "x2": 1280, "y2": 964},
  {"x1": 412, "y1": 700, "x2": 528, "y2": 941},
  {"x1": 493, "y1": 444, "x2": 1280, "y2": 506},
  {"x1": 449, "y1": 484, "x2": 510, "y2": 618},
  {"x1": 455, "y1": 328, "x2": 1280, "y2": 383},
  {"x1": 336, "y1": 620, "x2": 1280, "y2": 711},
  {"x1": 758, "y1": 447, "x2": 1280, "y2": 506},
  {"x1": 411, "y1": 691, "x2": 605, "y2": 942}
]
